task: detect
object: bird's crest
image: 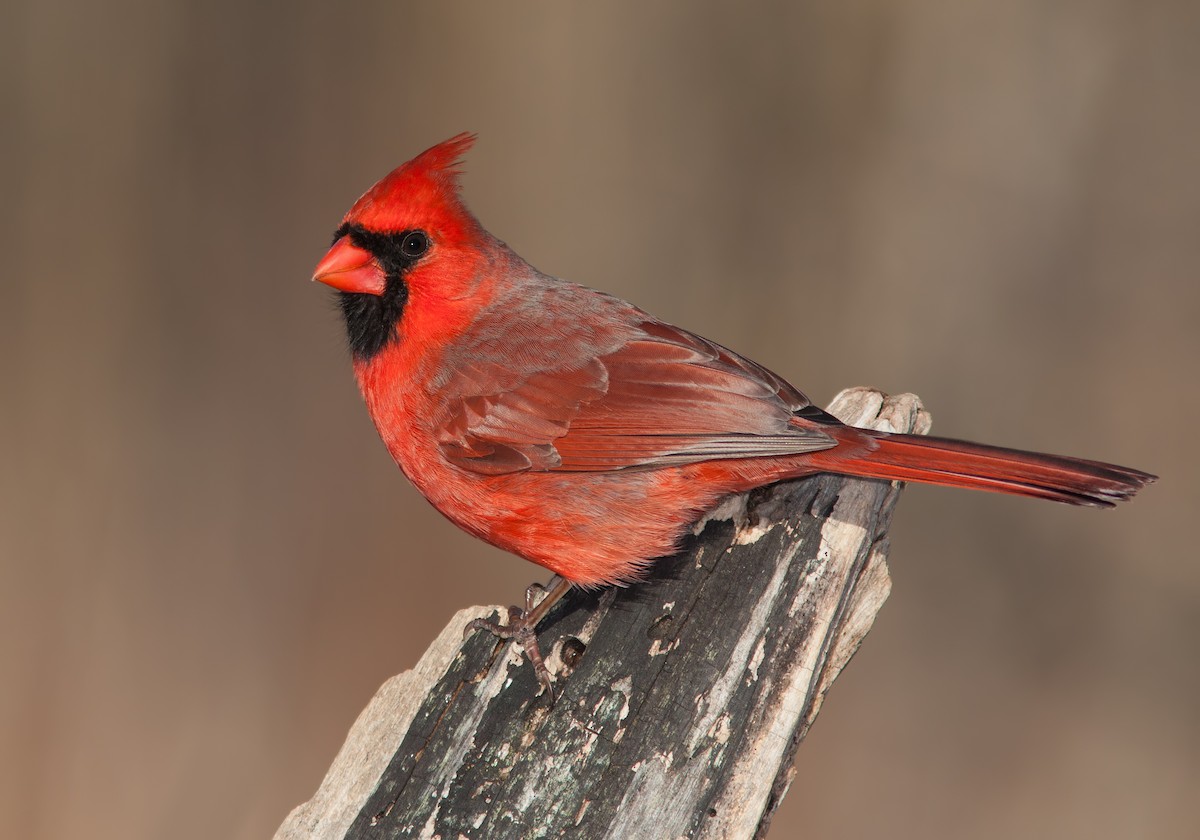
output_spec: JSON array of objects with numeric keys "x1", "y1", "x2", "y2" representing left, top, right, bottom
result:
[{"x1": 344, "y1": 133, "x2": 479, "y2": 234}]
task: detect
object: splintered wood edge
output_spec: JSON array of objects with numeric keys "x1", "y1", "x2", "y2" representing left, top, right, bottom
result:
[
  {"x1": 273, "y1": 606, "x2": 498, "y2": 840},
  {"x1": 274, "y1": 387, "x2": 928, "y2": 840},
  {"x1": 815, "y1": 385, "x2": 928, "y2": 704}
]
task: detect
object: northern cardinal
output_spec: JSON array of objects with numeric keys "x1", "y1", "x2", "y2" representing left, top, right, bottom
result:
[{"x1": 314, "y1": 134, "x2": 1154, "y2": 687}]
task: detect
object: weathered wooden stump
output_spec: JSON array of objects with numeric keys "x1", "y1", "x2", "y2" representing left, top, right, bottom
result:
[{"x1": 276, "y1": 387, "x2": 930, "y2": 839}]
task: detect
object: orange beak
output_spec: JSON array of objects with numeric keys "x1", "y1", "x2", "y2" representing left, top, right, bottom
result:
[{"x1": 312, "y1": 236, "x2": 387, "y2": 295}]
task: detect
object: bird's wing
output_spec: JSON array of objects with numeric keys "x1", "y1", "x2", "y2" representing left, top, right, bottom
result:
[{"x1": 437, "y1": 312, "x2": 839, "y2": 475}]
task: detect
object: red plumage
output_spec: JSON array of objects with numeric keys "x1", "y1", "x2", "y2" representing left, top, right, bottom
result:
[{"x1": 314, "y1": 135, "x2": 1154, "y2": 589}]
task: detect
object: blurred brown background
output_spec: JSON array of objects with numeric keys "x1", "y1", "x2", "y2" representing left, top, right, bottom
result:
[{"x1": 2, "y1": 2, "x2": 1196, "y2": 838}]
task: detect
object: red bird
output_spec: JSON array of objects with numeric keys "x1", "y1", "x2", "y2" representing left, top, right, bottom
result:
[{"x1": 314, "y1": 134, "x2": 1154, "y2": 686}]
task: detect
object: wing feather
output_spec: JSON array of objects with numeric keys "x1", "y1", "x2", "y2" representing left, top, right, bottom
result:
[{"x1": 436, "y1": 285, "x2": 835, "y2": 474}]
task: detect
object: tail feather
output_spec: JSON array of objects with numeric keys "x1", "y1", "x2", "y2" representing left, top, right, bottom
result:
[{"x1": 808, "y1": 431, "x2": 1156, "y2": 508}]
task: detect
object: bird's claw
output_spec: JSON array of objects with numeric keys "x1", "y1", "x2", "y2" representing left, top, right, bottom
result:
[{"x1": 465, "y1": 581, "x2": 565, "y2": 695}]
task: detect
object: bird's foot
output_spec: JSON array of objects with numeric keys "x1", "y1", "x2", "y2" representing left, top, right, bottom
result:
[{"x1": 465, "y1": 577, "x2": 572, "y2": 694}]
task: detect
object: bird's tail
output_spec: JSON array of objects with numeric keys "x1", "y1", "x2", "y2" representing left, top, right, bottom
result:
[{"x1": 804, "y1": 429, "x2": 1156, "y2": 508}]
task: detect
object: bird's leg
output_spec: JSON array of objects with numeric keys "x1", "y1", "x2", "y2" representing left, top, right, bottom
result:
[{"x1": 465, "y1": 576, "x2": 573, "y2": 692}]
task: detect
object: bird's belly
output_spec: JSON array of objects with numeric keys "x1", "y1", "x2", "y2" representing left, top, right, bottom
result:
[
  {"x1": 375, "y1": 385, "x2": 805, "y2": 586},
  {"x1": 409, "y1": 463, "x2": 725, "y2": 587}
]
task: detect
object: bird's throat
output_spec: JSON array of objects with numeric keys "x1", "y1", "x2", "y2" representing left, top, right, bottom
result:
[{"x1": 338, "y1": 277, "x2": 408, "y2": 361}]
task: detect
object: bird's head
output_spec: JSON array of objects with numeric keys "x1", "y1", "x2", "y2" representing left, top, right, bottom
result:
[{"x1": 313, "y1": 133, "x2": 489, "y2": 360}]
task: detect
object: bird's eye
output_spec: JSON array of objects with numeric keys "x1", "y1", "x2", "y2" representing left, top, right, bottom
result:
[{"x1": 400, "y1": 231, "x2": 429, "y2": 258}]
